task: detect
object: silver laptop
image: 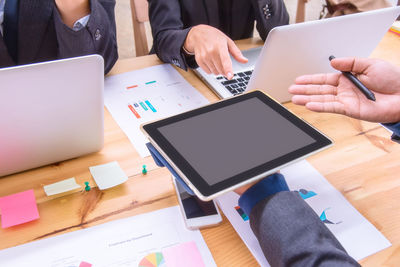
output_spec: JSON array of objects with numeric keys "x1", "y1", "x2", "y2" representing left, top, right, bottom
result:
[
  {"x1": 0, "y1": 55, "x2": 104, "y2": 177},
  {"x1": 194, "y1": 6, "x2": 400, "y2": 103}
]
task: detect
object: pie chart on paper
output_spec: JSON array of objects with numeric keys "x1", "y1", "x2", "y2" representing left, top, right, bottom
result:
[{"x1": 138, "y1": 252, "x2": 166, "y2": 267}]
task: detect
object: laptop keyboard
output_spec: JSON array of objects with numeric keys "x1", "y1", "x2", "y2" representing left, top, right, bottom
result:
[{"x1": 216, "y1": 70, "x2": 253, "y2": 96}]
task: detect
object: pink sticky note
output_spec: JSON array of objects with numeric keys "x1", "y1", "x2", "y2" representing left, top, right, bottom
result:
[
  {"x1": 163, "y1": 241, "x2": 205, "y2": 267},
  {"x1": 0, "y1": 189, "x2": 39, "y2": 228},
  {"x1": 79, "y1": 262, "x2": 92, "y2": 267}
]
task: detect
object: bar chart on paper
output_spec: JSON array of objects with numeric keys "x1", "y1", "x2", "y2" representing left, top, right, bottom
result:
[{"x1": 105, "y1": 64, "x2": 209, "y2": 157}]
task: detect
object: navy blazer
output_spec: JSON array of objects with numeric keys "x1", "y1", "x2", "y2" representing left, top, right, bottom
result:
[
  {"x1": 0, "y1": 0, "x2": 118, "y2": 73},
  {"x1": 148, "y1": 0, "x2": 289, "y2": 70}
]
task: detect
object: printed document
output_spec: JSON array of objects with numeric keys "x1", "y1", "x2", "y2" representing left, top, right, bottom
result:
[
  {"x1": 104, "y1": 64, "x2": 209, "y2": 157},
  {"x1": 0, "y1": 206, "x2": 216, "y2": 267}
]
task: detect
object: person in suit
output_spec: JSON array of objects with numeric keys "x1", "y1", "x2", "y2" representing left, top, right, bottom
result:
[
  {"x1": 0, "y1": 0, "x2": 118, "y2": 74},
  {"x1": 235, "y1": 57, "x2": 400, "y2": 266},
  {"x1": 148, "y1": 0, "x2": 289, "y2": 79}
]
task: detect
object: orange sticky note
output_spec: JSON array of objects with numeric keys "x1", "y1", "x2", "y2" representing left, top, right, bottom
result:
[
  {"x1": 0, "y1": 189, "x2": 40, "y2": 228},
  {"x1": 162, "y1": 241, "x2": 205, "y2": 267}
]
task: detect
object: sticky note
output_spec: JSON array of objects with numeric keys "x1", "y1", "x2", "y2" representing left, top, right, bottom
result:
[
  {"x1": 79, "y1": 262, "x2": 92, "y2": 267},
  {"x1": 43, "y1": 177, "x2": 81, "y2": 196},
  {"x1": 162, "y1": 241, "x2": 205, "y2": 267},
  {"x1": 0, "y1": 189, "x2": 40, "y2": 228},
  {"x1": 89, "y1": 161, "x2": 128, "y2": 190}
]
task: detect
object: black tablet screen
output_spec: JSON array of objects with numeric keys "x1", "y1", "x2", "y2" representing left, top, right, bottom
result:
[{"x1": 158, "y1": 97, "x2": 315, "y2": 186}]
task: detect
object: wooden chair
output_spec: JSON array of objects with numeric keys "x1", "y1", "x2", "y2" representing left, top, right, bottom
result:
[
  {"x1": 296, "y1": 0, "x2": 309, "y2": 23},
  {"x1": 130, "y1": 0, "x2": 149, "y2": 57}
]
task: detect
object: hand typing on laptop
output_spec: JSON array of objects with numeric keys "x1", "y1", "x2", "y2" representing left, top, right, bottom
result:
[
  {"x1": 184, "y1": 25, "x2": 248, "y2": 80},
  {"x1": 148, "y1": 0, "x2": 289, "y2": 79}
]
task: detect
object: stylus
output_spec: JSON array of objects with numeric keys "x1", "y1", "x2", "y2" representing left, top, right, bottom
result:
[{"x1": 329, "y1": 55, "x2": 376, "y2": 102}]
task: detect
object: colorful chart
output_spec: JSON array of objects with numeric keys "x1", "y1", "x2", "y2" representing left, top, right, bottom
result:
[
  {"x1": 126, "y1": 85, "x2": 138, "y2": 90},
  {"x1": 128, "y1": 104, "x2": 141, "y2": 118},
  {"x1": 128, "y1": 99, "x2": 158, "y2": 119},
  {"x1": 235, "y1": 206, "x2": 249, "y2": 221},
  {"x1": 298, "y1": 189, "x2": 317, "y2": 200},
  {"x1": 320, "y1": 208, "x2": 342, "y2": 225},
  {"x1": 139, "y1": 252, "x2": 166, "y2": 267}
]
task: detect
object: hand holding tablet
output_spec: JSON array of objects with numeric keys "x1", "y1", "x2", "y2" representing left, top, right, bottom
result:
[{"x1": 141, "y1": 91, "x2": 332, "y2": 201}]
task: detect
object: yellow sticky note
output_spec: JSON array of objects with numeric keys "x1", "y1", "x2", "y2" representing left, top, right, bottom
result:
[
  {"x1": 89, "y1": 161, "x2": 128, "y2": 190},
  {"x1": 43, "y1": 178, "x2": 81, "y2": 196}
]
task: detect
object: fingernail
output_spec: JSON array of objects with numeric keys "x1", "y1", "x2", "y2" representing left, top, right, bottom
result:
[{"x1": 227, "y1": 72, "x2": 233, "y2": 79}]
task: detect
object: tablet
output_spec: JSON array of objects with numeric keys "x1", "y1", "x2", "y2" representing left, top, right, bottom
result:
[{"x1": 141, "y1": 91, "x2": 332, "y2": 201}]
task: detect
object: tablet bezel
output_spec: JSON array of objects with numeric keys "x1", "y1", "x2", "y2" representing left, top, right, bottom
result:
[{"x1": 142, "y1": 91, "x2": 332, "y2": 200}]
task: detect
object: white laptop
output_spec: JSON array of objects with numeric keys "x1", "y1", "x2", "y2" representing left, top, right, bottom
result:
[
  {"x1": 194, "y1": 6, "x2": 400, "y2": 103},
  {"x1": 0, "y1": 55, "x2": 104, "y2": 177}
]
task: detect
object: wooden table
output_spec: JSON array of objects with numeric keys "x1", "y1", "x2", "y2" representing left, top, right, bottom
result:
[{"x1": 1, "y1": 32, "x2": 400, "y2": 266}]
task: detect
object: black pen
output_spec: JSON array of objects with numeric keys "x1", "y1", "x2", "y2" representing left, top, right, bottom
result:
[{"x1": 329, "y1": 55, "x2": 376, "y2": 101}]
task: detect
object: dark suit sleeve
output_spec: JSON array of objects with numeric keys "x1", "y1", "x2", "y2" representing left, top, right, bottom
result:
[
  {"x1": 249, "y1": 191, "x2": 360, "y2": 267},
  {"x1": 148, "y1": 0, "x2": 195, "y2": 71},
  {"x1": 0, "y1": 40, "x2": 14, "y2": 68},
  {"x1": 252, "y1": 0, "x2": 289, "y2": 41},
  {"x1": 52, "y1": 0, "x2": 118, "y2": 74}
]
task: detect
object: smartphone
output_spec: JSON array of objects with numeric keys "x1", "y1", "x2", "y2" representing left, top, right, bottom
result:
[{"x1": 172, "y1": 178, "x2": 222, "y2": 230}]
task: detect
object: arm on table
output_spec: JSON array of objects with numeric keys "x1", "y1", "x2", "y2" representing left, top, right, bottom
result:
[{"x1": 238, "y1": 173, "x2": 360, "y2": 266}]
